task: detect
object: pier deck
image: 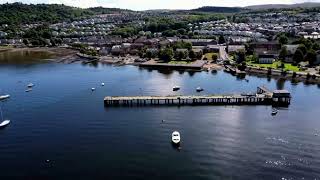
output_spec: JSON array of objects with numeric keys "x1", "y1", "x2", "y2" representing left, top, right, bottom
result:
[
  {"x1": 104, "y1": 87, "x2": 291, "y2": 107},
  {"x1": 104, "y1": 95, "x2": 274, "y2": 106}
]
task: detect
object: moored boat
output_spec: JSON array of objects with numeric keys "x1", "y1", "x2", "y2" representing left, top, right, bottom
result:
[
  {"x1": 271, "y1": 108, "x2": 278, "y2": 116},
  {"x1": 173, "y1": 86, "x2": 180, "y2": 91},
  {"x1": 27, "y1": 83, "x2": 34, "y2": 88},
  {"x1": 25, "y1": 88, "x2": 32, "y2": 92},
  {"x1": 196, "y1": 87, "x2": 204, "y2": 92},
  {"x1": 0, "y1": 95, "x2": 10, "y2": 100},
  {"x1": 0, "y1": 106, "x2": 10, "y2": 129},
  {"x1": 172, "y1": 131, "x2": 181, "y2": 144},
  {"x1": 0, "y1": 120, "x2": 10, "y2": 129}
]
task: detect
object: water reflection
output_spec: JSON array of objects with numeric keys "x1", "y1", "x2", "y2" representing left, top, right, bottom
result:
[
  {"x1": 0, "y1": 50, "x2": 53, "y2": 64},
  {"x1": 276, "y1": 78, "x2": 286, "y2": 90},
  {"x1": 187, "y1": 71, "x2": 196, "y2": 77}
]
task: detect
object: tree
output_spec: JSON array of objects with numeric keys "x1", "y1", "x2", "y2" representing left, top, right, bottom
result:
[
  {"x1": 278, "y1": 35, "x2": 288, "y2": 45},
  {"x1": 189, "y1": 50, "x2": 195, "y2": 60},
  {"x1": 159, "y1": 47, "x2": 174, "y2": 62},
  {"x1": 251, "y1": 53, "x2": 258, "y2": 63},
  {"x1": 238, "y1": 62, "x2": 247, "y2": 71},
  {"x1": 218, "y1": 35, "x2": 225, "y2": 44},
  {"x1": 23, "y1": 39, "x2": 29, "y2": 45},
  {"x1": 162, "y1": 30, "x2": 177, "y2": 37},
  {"x1": 173, "y1": 41, "x2": 192, "y2": 50},
  {"x1": 212, "y1": 53, "x2": 218, "y2": 62},
  {"x1": 175, "y1": 51, "x2": 187, "y2": 60},
  {"x1": 50, "y1": 38, "x2": 56, "y2": 46},
  {"x1": 305, "y1": 50, "x2": 317, "y2": 66},
  {"x1": 297, "y1": 44, "x2": 307, "y2": 55},
  {"x1": 236, "y1": 50, "x2": 245, "y2": 63},
  {"x1": 244, "y1": 43, "x2": 254, "y2": 55},
  {"x1": 55, "y1": 38, "x2": 62, "y2": 45},
  {"x1": 293, "y1": 49, "x2": 304, "y2": 63},
  {"x1": 279, "y1": 46, "x2": 288, "y2": 61},
  {"x1": 177, "y1": 28, "x2": 187, "y2": 35},
  {"x1": 145, "y1": 51, "x2": 153, "y2": 59},
  {"x1": 312, "y1": 43, "x2": 320, "y2": 51}
]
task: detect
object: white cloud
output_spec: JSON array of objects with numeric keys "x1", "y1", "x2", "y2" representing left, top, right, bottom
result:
[{"x1": 0, "y1": 0, "x2": 319, "y2": 10}]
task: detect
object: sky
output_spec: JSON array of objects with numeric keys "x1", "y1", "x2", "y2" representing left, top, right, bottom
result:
[{"x1": 0, "y1": 0, "x2": 319, "y2": 10}]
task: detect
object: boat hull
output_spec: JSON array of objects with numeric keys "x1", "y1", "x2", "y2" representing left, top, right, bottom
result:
[
  {"x1": 173, "y1": 87, "x2": 180, "y2": 91},
  {"x1": 171, "y1": 131, "x2": 181, "y2": 144},
  {"x1": 0, "y1": 95, "x2": 10, "y2": 100},
  {"x1": 0, "y1": 120, "x2": 10, "y2": 129}
]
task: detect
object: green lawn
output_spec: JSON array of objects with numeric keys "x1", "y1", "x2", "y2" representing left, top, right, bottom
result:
[
  {"x1": 247, "y1": 61, "x2": 300, "y2": 72},
  {"x1": 204, "y1": 53, "x2": 218, "y2": 60},
  {"x1": 168, "y1": 60, "x2": 192, "y2": 65}
]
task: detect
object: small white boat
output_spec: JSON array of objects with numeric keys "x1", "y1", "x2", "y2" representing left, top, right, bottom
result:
[
  {"x1": 0, "y1": 120, "x2": 10, "y2": 129},
  {"x1": 271, "y1": 108, "x2": 278, "y2": 116},
  {"x1": 196, "y1": 87, "x2": 204, "y2": 92},
  {"x1": 172, "y1": 131, "x2": 181, "y2": 144},
  {"x1": 101, "y1": 83, "x2": 105, "y2": 86},
  {"x1": 91, "y1": 88, "x2": 96, "y2": 91},
  {"x1": 173, "y1": 86, "x2": 180, "y2": 91},
  {"x1": 27, "y1": 83, "x2": 34, "y2": 88},
  {"x1": 25, "y1": 88, "x2": 32, "y2": 92},
  {"x1": 0, "y1": 95, "x2": 10, "y2": 100},
  {"x1": 0, "y1": 106, "x2": 10, "y2": 129}
]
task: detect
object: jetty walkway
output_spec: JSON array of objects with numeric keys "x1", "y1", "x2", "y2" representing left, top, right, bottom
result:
[{"x1": 104, "y1": 86, "x2": 291, "y2": 107}]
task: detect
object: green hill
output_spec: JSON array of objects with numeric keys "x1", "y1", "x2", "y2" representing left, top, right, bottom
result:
[
  {"x1": 190, "y1": 6, "x2": 245, "y2": 13},
  {"x1": 0, "y1": 3, "x2": 128, "y2": 25}
]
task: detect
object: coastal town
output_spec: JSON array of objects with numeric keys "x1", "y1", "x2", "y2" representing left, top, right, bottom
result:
[
  {"x1": 1, "y1": 3, "x2": 320, "y2": 84},
  {"x1": 2, "y1": 2, "x2": 320, "y2": 180}
]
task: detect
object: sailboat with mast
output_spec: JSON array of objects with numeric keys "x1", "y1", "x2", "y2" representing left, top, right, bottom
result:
[{"x1": 0, "y1": 105, "x2": 10, "y2": 129}]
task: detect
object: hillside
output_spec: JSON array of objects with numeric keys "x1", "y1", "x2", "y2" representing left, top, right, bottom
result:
[
  {"x1": 190, "y1": 6, "x2": 244, "y2": 13},
  {"x1": 246, "y1": 2, "x2": 320, "y2": 10},
  {"x1": 0, "y1": 3, "x2": 128, "y2": 25}
]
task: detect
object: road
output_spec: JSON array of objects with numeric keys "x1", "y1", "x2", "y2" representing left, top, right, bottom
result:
[{"x1": 219, "y1": 46, "x2": 229, "y2": 61}]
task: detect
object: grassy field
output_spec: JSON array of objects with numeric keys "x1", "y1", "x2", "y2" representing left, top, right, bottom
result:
[
  {"x1": 168, "y1": 60, "x2": 192, "y2": 65},
  {"x1": 247, "y1": 61, "x2": 300, "y2": 72},
  {"x1": 204, "y1": 53, "x2": 218, "y2": 60}
]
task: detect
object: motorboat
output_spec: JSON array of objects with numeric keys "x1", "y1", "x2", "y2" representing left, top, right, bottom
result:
[
  {"x1": 271, "y1": 108, "x2": 278, "y2": 116},
  {"x1": 0, "y1": 95, "x2": 10, "y2": 100},
  {"x1": 172, "y1": 131, "x2": 181, "y2": 144},
  {"x1": 0, "y1": 106, "x2": 10, "y2": 129},
  {"x1": 91, "y1": 88, "x2": 96, "y2": 91},
  {"x1": 196, "y1": 87, "x2": 204, "y2": 92},
  {"x1": 25, "y1": 88, "x2": 32, "y2": 92},
  {"x1": 173, "y1": 86, "x2": 180, "y2": 91},
  {"x1": 27, "y1": 83, "x2": 34, "y2": 88},
  {"x1": 0, "y1": 120, "x2": 10, "y2": 129}
]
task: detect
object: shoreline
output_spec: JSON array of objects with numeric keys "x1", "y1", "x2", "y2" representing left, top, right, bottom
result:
[
  {"x1": 2, "y1": 47, "x2": 320, "y2": 85},
  {"x1": 245, "y1": 66, "x2": 320, "y2": 84}
]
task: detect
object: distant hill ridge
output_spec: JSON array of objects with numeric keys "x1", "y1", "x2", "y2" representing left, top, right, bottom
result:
[
  {"x1": 246, "y1": 2, "x2": 320, "y2": 10},
  {"x1": 191, "y1": 2, "x2": 320, "y2": 13},
  {"x1": 190, "y1": 6, "x2": 244, "y2": 13}
]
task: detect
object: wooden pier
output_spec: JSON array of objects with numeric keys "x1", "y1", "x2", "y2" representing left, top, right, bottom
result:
[{"x1": 104, "y1": 86, "x2": 291, "y2": 107}]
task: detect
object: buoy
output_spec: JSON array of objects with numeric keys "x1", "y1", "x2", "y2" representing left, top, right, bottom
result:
[
  {"x1": 46, "y1": 159, "x2": 50, "y2": 163},
  {"x1": 91, "y1": 88, "x2": 95, "y2": 91},
  {"x1": 101, "y1": 83, "x2": 105, "y2": 86}
]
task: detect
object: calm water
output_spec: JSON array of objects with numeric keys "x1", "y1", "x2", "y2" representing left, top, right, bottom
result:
[{"x1": 1, "y1": 54, "x2": 320, "y2": 179}]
